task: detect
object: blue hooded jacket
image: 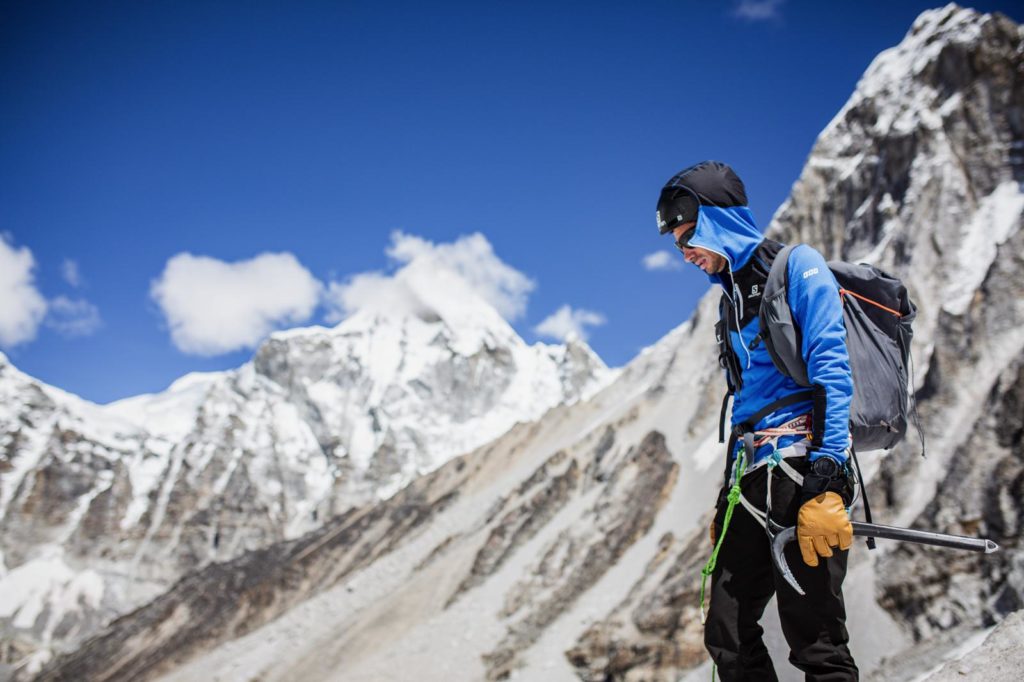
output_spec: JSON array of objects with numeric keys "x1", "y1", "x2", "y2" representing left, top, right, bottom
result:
[{"x1": 690, "y1": 205, "x2": 853, "y2": 466}]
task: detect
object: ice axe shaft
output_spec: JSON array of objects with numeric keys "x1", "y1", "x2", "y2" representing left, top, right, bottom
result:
[
  {"x1": 849, "y1": 521, "x2": 999, "y2": 553},
  {"x1": 771, "y1": 522, "x2": 1000, "y2": 596}
]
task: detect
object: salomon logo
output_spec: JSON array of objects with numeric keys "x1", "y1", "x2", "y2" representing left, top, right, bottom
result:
[
  {"x1": 802, "y1": 268, "x2": 820, "y2": 279},
  {"x1": 747, "y1": 284, "x2": 760, "y2": 298}
]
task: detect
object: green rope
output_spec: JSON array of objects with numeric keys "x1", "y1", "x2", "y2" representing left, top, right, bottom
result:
[
  {"x1": 699, "y1": 447, "x2": 748, "y2": 682},
  {"x1": 699, "y1": 448, "x2": 747, "y2": 621}
]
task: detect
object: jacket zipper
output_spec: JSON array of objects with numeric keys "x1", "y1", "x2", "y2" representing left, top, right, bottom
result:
[{"x1": 688, "y1": 235, "x2": 752, "y2": 370}]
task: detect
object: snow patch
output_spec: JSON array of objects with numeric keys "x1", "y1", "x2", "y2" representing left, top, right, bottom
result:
[
  {"x1": 942, "y1": 181, "x2": 1024, "y2": 315},
  {"x1": 0, "y1": 545, "x2": 104, "y2": 633}
]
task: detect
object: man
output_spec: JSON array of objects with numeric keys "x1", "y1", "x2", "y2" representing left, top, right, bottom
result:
[{"x1": 657, "y1": 161, "x2": 859, "y2": 681}]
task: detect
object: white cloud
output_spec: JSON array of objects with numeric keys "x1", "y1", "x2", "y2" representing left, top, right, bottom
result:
[
  {"x1": 324, "y1": 231, "x2": 536, "y2": 323},
  {"x1": 61, "y1": 259, "x2": 82, "y2": 287},
  {"x1": 733, "y1": 0, "x2": 785, "y2": 21},
  {"x1": 323, "y1": 271, "x2": 434, "y2": 324},
  {"x1": 151, "y1": 252, "x2": 322, "y2": 356},
  {"x1": 534, "y1": 305, "x2": 606, "y2": 343},
  {"x1": 45, "y1": 296, "x2": 102, "y2": 337},
  {"x1": 642, "y1": 250, "x2": 682, "y2": 271},
  {"x1": 387, "y1": 231, "x2": 535, "y2": 320},
  {"x1": 0, "y1": 235, "x2": 48, "y2": 348}
]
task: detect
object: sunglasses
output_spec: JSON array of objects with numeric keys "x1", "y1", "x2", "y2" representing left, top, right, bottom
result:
[{"x1": 674, "y1": 226, "x2": 697, "y2": 253}]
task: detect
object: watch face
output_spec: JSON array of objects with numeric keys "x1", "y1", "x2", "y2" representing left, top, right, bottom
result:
[{"x1": 812, "y1": 458, "x2": 839, "y2": 477}]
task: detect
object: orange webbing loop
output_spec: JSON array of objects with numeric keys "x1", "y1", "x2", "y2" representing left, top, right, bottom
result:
[
  {"x1": 839, "y1": 289, "x2": 903, "y2": 318},
  {"x1": 751, "y1": 414, "x2": 813, "y2": 447}
]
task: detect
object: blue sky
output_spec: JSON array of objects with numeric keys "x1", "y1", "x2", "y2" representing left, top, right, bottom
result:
[{"x1": 2, "y1": 0, "x2": 1020, "y2": 404}]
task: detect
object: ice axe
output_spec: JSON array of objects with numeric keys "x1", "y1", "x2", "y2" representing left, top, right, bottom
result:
[{"x1": 771, "y1": 521, "x2": 1001, "y2": 595}]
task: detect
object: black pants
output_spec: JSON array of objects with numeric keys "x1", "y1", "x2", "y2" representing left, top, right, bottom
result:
[{"x1": 704, "y1": 458, "x2": 859, "y2": 682}]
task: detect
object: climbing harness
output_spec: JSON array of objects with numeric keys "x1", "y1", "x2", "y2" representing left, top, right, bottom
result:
[
  {"x1": 698, "y1": 414, "x2": 864, "y2": 681},
  {"x1": 699, "y1": 414, "x2": 814, "y2": 623}
]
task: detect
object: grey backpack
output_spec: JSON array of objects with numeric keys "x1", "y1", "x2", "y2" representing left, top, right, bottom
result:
[{"x1": 759, "y1": 245, "x2": 918, "y2": 452}]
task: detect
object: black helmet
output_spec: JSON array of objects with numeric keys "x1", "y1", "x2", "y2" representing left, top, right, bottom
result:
[{"x1": 656, "y1": 161, "x2": 748, "y2": 234}]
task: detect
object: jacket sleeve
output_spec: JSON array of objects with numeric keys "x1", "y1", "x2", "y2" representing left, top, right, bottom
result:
[{"x1": 785, "y1": 245, "x2": 853, "y2": 464}]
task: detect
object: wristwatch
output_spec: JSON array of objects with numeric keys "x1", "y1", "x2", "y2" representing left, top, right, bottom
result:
[{"x1": 810, "y1": 456, "x2": 841, "y2": 478}]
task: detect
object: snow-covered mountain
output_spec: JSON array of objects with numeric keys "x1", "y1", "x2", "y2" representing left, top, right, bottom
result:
[
  {"x1": 10, "y1": 4, "x2": 1024, "y2": 682},
  {"x1": 0, "y1": 257, "x2": 612, "y2": 675},
  {"x1": 104, "y1": 255, "x2": 612, "y2": 512}
]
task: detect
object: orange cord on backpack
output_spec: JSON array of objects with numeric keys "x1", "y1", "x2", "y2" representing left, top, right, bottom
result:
[{"x1": 839, "y1": 289, "x2": 903, "y2": 317}]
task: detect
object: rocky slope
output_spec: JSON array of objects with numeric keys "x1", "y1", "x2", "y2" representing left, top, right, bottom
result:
[
  {"x1": 0, "y1": 257, "x2": 611, "y2": 676},
  {"x1": 923, "y1": 609, "x2": 1024, "y2": 682},
  {"x1": 13, "y1": 4, "x2": 1024, "y2": 682}
]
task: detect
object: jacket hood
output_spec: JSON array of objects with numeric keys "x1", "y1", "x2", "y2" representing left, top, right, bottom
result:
[{"x1": 687, "y1": 205, "x2": 766, "y2": 284}]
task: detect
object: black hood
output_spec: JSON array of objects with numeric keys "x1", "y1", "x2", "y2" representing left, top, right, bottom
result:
[{"x1": 656, "y1": 161, "x2": 748, "y2": 234}]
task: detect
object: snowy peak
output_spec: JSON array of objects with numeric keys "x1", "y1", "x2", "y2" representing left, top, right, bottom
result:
[
  {"x1": 321, "y1": 243, "x2": 524, "y2": 357},
  {"x1": 249, "y1": 282, "x2": 612, "y2": 487},
  {"x1": 821, "y1": 4, "x2": 1019, "y2": 143},
  {"x1": 773, "y1": 4, "x2": 1023, "y2": 273},
  {"x1": 104, "y1": 371, "x2": 225, "y2": 442},
  {"x1": 388, "y1": 256, "x2": 520, "y2": 352},
  {"x1": 860, "y1": 4, "x2": 984, "y2": 99}
]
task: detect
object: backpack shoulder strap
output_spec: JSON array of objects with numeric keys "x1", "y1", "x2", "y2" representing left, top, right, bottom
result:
[
  {"x1": 764, "y1": 243, "x2": 799, "y2": 300},
  {"x1": 759, "y1": 243, "x2": 811, "y2": 387}
]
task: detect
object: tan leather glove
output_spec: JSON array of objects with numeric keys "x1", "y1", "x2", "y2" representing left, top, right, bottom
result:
[{"x1": 796, "y1": 491, "x2": 853, "y2": 567}]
